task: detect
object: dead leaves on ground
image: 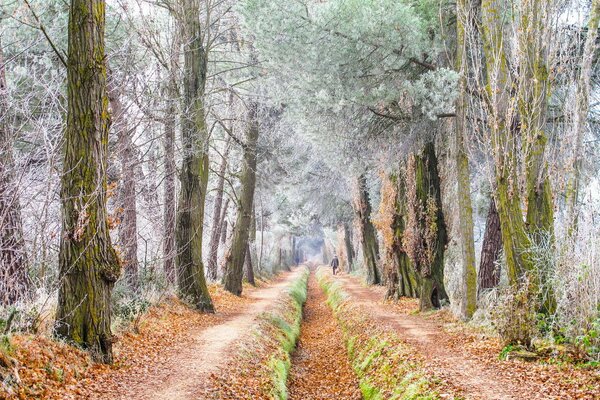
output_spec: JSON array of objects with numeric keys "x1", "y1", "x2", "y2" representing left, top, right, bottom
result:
[{"x1": 1, "y1": 284, "x2": 253, "y2": 399}]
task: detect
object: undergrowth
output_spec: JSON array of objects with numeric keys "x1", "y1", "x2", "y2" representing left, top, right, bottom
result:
[{"x1": 316, "y1": 267, "x2": 448, "y2": 400}]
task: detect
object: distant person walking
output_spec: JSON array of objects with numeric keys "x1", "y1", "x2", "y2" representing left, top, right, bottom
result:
[{"x1": 331, "y1": 255, "x2": 339, "y2": 275}]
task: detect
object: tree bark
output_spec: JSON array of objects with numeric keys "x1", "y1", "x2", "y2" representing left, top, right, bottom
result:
[
  {"x1": 245, "y1": 242, "x2": 255, "y2": 285},
  {"x1": 478, "y1": 198, "x2": 502, "y2": 291},
  {"x1": 404, "y1": 142, "x2": 448, "y2": 311},
  {"x1": 54, "y1": 0, "x2": 120, "y2": 364},
  {"x1": 343, "y1": 222, "x2": 354, "y2": 272},
  {"x1": 222, "y1": 102, "x2": 259, "y2": 295},
  {"x1": 391, "y1": 173, "x2": 419, "y2": 299},
  {"x1": 0, "y1": 37, "x2": 30, "y2": 305},
  {"x1": 354, "y1": 174, "x2": 380, "y2": 285},
  {"x1": 108, "y1": 80, "x2": 139, "y2": 289},
  {"x1": 455, "y1": 0, "x2": 477, "y2": 319},
  {"x1": 207, "y1": 140, "x2": 231, "y2": 280},
  {"x1": 175, "y1": 0, "x2": 213, "y2": 312}
]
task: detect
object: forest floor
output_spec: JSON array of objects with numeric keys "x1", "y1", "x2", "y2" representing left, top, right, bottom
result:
[
  {"x1": 2, "y1": 269, "x2": 302, "y2": 400},
  {"x1": 287, "y1": 271, "x2": 362, "y2": 400},
  {"x1": 5, "y1": 267, "x2": 599, "y2": 400},
  {"x1": 88, "y1": 267, "x2": 304, "y2": 400},
  {"x1": 334, "y1": 271, "x2": 600, "y2": 400}
]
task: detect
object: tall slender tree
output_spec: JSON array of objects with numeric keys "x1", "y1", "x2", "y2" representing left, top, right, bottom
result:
[
  {"x1": 455, "y1": 0, "x2": 478, "y2": 319},
  {"x1": 163, "y1": 31, "x2": 180, "y2": 284},
  {"x1": 0, "y1": 37, "x2": 29, "y2": 305},
  {"x1": 207, "y1": 139, "x2": 231, "y2": 280},
  {"x1": 54, "y1": 0, "x2": 120, "y2": 363},
  {"x1": 108, "y1": 78, "x2": 139, "y2": 289},
  {"x1": 223, "y1": 102, "x2": 259, "y2": 295}
]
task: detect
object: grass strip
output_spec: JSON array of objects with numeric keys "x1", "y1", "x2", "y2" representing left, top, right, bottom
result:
[{"x1": 316, "y1": 267, "x2": 451, "y2": 400}]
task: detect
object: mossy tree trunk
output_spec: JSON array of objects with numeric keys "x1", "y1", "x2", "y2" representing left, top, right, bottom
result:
[
  {"x1": 54, "y1": 0, "x2": 120, "y2": 364},
  {"x1": 518, "y1": 0, "x2": 554, "y2": 241},
  {"x1": 108, "y1": 79, "x2": 139, "y2": 289},
  {"x1": 405, "y1": 142, "x2": 448, "y2": 311},
  {"x1": 223, "y1": 102, "x2": 259, "y2": 295},
  {"x1": 207, "y1": 140, "x2": 230, "y2": 280},
  {"x1": 482, "y1": 0, "x2": 556, "y2": 315},
  {"x1": 455, "y1": 0, "x2": 477, "y2": 319},
  {"x1": 354, "y1": 174, "x2": 380, "y2": 285},
  {"x1": 0, "y1": 38, "x2": 30, "y2": 305},
  {"x1": 175, "y1": 0, "x2": 213, "y2": 312},
  {"x1": 392, "y1": 172, "x2": 419, "y2": 299},
  {"x1": 481, "y1": 0, "x2": 534, "y2": 287},
  {"x1": 478, "y1": 198, "x2": 502, "y2": 291}
]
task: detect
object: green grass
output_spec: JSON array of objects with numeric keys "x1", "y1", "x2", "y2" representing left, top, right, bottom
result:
[{"x1": 263, "y1": 267, "x2": 309, "y2": 400}]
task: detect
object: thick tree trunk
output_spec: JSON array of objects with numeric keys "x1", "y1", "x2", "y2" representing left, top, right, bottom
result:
[
  {"x1": 54, "y1": 0, "x2": 120, "y2": 364},
  {"x1": 478, "y1": 198, "x2": 502, "y2": 291},
  {"x1": 391, "y1": 173, "x2": 419, "y2": 299},
  {"x1": 0, "y1": 38, "x2": 29, "y2": 305},
  {"x1": 245, "y1": 242, "x2": 255, "y2": 285},
  {"x1": 455, "y1": 0, "x2": 477, "y2": 319},
  {"x1": 108, "y1": 82, "x2": 139, "y2": 289},
  {"x1": 405, "y1": 142, "x2": 448, "y2": 311},
  {"x1": 207, "y1": 141, "x2": 230, "y2": 280},
  {"x1": 343, "y1": 222, "x2": 354, "y2": 272},
  {"x1": 222, "y1": 102, "x2": 259, "y2": 295},
  {"x1": 175, "y1": 0, "x2": 213, "y2": 312},
  {"x1": 354, "y1": 175, "x2": 380, "y2": 285},
  {"x1": 566, "y1": 0, "x2": 600, "y2": 234}
]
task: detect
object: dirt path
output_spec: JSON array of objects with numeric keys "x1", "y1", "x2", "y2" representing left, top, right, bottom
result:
[
  {"x1": 334, "y1": 272, "x2": 549, "y2": 400},
  {"x1": 287, "y1": 271, "x2": 361, "y2": 400},
  {"x1": 89, "y1": 268, "x2": 303, "y2": 400}
]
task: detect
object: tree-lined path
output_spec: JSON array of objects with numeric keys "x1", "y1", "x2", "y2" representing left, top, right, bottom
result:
[{"x1": 1, "y1": 0, "x2": 600, "y2": 398}]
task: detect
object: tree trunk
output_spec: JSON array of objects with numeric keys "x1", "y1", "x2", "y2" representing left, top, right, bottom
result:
[
  {"x1": 0, "y1": 37, "x2": 29, "y2": 305},
  {"x1": 404, "y1": 142, "x2": 448, "y2": 311},
  {"x1": 481, "y1": 0, "x2": 533, "y2": 286},
  {"x1": 566, "y1": 0, "x2": 600, "y2": 234},
  {"x1": 392, "y1": 172, "x2": 419, "y2": 299},
  {"x1": 108, "y1": 81, "x2": 139, "y2": 289},
  {"x1": 54, "y1": 0, "x2": 120, "y2": 364},
  {"x1": 343, "y1": 222, "x2": 354, "y2": 272},
  {"x1": 455, "y1": 0, "x2": 477, "y2": 319},
  {"x1": 478, "y1": 198, "x2": 502, "y2": 291},
  {"x1": 221, "y1": 219, "x2": 228, "y2": 244},
  {"x1": 519, "y1": 0, "x2": 554, "y2": 243},
  {"x1": 175, "y1": 0, "x2": 213, "y2": 312},
  {"x1": 163, "y1": 33, "x2": 179, "y2": 285},
  {"x1": 354, "y1": 174, "x2": 380, "y2": 285},
  {"x1": 222, "y1": 102, "x2": 259, "y2": 295},
  {"x1": 245, "y1": 242, "x2": 255, "y2": 285},
  {"x1": 207, "y1": 140, "x2": 231, "y2": 280}
]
